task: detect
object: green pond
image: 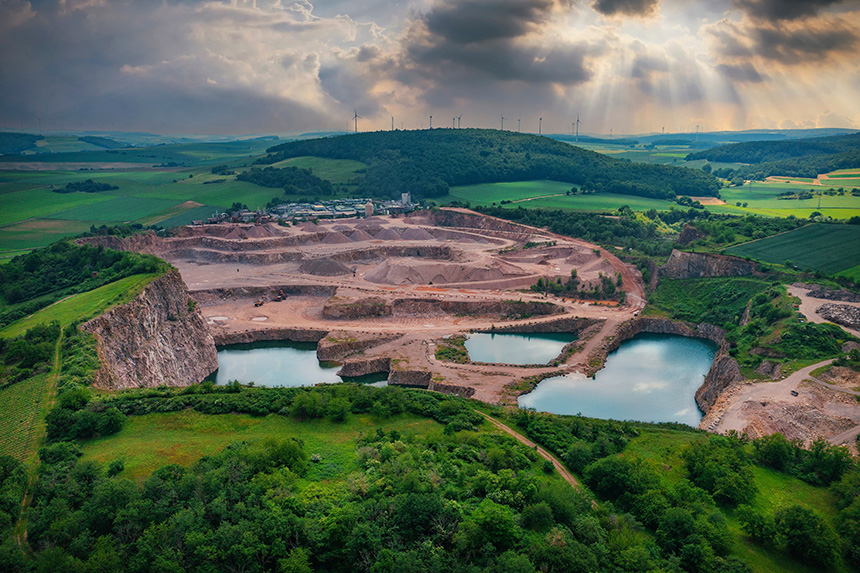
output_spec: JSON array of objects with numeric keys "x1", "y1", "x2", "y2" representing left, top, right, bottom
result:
[
  {"x1": 519, "y1": 334, "x2": 717, "y2": 426},
  {"x1": 211, "y1": 341, "x2": 387, "y2": 387},
  {"x1": 464, "y1": 332, "x2": 577, "y2": 365}
]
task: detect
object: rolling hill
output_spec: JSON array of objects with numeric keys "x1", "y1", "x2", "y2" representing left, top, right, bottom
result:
[{"x1": 261, "y1": 128, "x2": 721, "y2": 201}]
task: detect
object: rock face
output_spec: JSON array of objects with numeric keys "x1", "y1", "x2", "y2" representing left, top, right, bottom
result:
[
  {"x1": 82, "y1": 271, "x2": 218, "y2": 390},
  {"x1": 317, "y1": 332, "x2": 401, "y2": 361},
  {"x1": 806, "y1": 285, "x2": 860, "y2": 303},
  {"x1": 212, "y1": 328, "x2": 327, "y2": 346},
  {"x1": 818, "y1": 303, "x2": 860, "y2": 330},
  {"x1": 678, "y1": 225, "x2": 705, "y2": 246},
  {"x1": 322, "y1": 296, "x2": 392, "y2": 320},
  {"x1": 658, "y1": 250, "x2": 755, "y2": 279}
]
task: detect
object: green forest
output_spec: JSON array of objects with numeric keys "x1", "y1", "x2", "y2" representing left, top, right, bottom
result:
[
  {"x1": 690, "y1": 132, "x2": 860, "y2": 179},
  {"x1": 259, "y1": 129, "x2": 721, "y2": 201}
]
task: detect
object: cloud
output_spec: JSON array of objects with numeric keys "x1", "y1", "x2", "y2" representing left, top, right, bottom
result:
[
  {"x1": 731, "y1": 0, "x2": 858, "y2": 21},
  {"x1": 715, "y1": 62, "x2": 765, "y2": 83},
  {"x1": 706, "y1": 15, "x2": 860, "y2": 65},
  {"x1": 424, "y1": 0, "x2": 566, "y2": 44},
  {"x1": 592, "y1": 0, "x2": 659, "y2": 17}
]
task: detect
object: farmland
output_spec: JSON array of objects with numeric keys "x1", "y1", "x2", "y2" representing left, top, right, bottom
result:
[
  {"x1": 0, "y1": 372, "x2": 50, "y2": 459},
  {"x1": 445, "y1": 180, "x2": 683, "y2": 212},
  {"x1": 726, "y1": 223, "x2": 860, "y2": 274}
]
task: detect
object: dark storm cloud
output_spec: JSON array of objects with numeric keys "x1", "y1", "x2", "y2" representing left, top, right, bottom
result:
[
  {"x1": 392, "y1": 0, "x2": 594, "y2": 90},
  {"x1": 715, "y1": 62, "x2": 765, "y2": 83},
  {"x1": 592, "y1": 0, "x2": 659, "y2": 17},
  {"x1": 708, "y1": 16, "x2": 860, "y2": 66},
  {"x1": 424, "y1": 0, "x2": 561, "y2": 44},
  {"x1": 0, "y1": 0, "x2": 332, "y2": 133},
  {"x1": 731, "y1": 0, "x2": 859, "y2": 21}
]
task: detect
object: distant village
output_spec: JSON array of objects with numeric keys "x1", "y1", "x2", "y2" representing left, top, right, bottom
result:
[{"x1": 195, "y1": 193, "x2": 414, "y2": 225}]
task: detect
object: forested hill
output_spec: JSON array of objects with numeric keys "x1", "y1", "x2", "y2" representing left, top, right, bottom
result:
[
  {"x1": 261, "y1": 129, "x2": 720, "y2": 200},
  {"x1": 688, "y1": 132, "x2": 860, "y2": 179}
]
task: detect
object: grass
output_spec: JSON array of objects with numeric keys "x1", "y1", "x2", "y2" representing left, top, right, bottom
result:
[
  {"x1": 0, "y1": 373, "x2": 50, "y2": 460},
  {"x1": 445, "y1": 180, "x2": 676, "y2": 212},
  {"x1": 646, "y1": 277, "x2": 771, "y2": 326},
  {"x1": 726, "y1": 224, "x2": 860, "y2": 275},
  {"x1": 80, "y1": 409, "x2": 442, "y2": 482},
  {"x1": 0, "y1": 272, "x2": 161, "y2": 338},
  {"x1": 271, "y1": 156, "x2": 367, "y2": 185},
  {"x1": 45, "y1": 196, "x2": 183, "y2": 222},
  {"x1": 718, "y1": 182, "x2": 860, "y2": 219},
  {"x1": 0, "y1": 218, "x2": 102, "y2": 255},
  {"x1": 836, "y1": 263, "x2": 860, "y2": 282},
  {"x1": 0, "y1": 186, "x2": 113, "y2": 225}
]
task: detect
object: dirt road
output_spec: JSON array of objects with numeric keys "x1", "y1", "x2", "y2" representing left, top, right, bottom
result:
[{"x1": 476, "y1": 411, "x2": 583, "y2": 490}]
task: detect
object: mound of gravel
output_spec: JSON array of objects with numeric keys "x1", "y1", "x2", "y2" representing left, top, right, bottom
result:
[
  {"x1": 401, "y1": 227, "x2": 436, "y2": 241},
  {"x1": 299, "y1": 257, "x2": 352, "y2": 276},
  {"x1": 246, "y1": 225, "x2": 273, "y2": 239},
  {"x1": 225, "y1": 228, "x2": 247, "y2": 240},
  {"x1": 299, "y1": 222, "x2": 320, "y2": 232},
  {"x1": 374, "y1": 228, "x2": 402, "y2": 241},
  {"x1": 350, "y1": 229, "x2": 374, "y2": 242},
  {"x1": 322, "y1": 231, "x2": 352, "y2": 244}
]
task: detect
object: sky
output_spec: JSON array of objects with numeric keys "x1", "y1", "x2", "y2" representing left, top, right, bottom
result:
[{"x1": 1, "y1": 0, "x2": 859, "y2": 135}]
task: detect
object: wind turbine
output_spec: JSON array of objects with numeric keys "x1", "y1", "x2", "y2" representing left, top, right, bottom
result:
[
  {"x1": 517, "y1": 118, "x2": 521, "y2": 132},
  {"x1": 391, "y1": 116, "x2": 394, "y2": 131},
  {"x1": 429, "y1": 115, "x2": 433, "y2": 129},
  {"x1": 695, "y1": 125, "x2": 700, "y2": 143},
  {"x1": 609, "y1": 128, "x2": 613, "y2": 141},
  {"x1": 353, "y1": 109, "x2": 361, "y2": 133},
  {"x1": 539, "y1": 117, "x2": 542, "y2": 135},
  {"x1": 500, "y1": 114, "x2": 506, "y2": 131},
  {"x1": 575, "y1": 115, "x2": 581, "y2": 142},
  {"x1": 457, "y1": 114, "x2": 462, "y2": 129},
  {"x1": 661, "y1": 126, "x2": 665, "y2": 136},
  {"x1": 453, "y1": 117, "x2": 455, "y2": 129}
]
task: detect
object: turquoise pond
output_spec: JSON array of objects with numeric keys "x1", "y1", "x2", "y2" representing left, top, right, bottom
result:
[
  {"x1": 518, "y1": 333, "x2": 717, "y2": 426},
  {"x1": 211, "y1": 341, "x2": 387, "y2": 387},
  {"x1": 464, "y1": 332, "x2": 577, "y2": 365}
]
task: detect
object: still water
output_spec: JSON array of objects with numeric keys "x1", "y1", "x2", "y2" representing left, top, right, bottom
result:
[
  {"x1": 464, "y1": 332, "x2": 577, "y2": 365},
  {"x1": 211, "y1": 341, "x2": 387, "y2": 387},
  {"x1": 519, "y1": 334, "x2": 717, "y2": 426}
]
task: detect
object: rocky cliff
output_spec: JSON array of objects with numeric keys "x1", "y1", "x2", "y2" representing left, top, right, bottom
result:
[
  {"x1": 82, "y1": 271, "x2": 218, "y2": 390},
  {"x1": 658, "y1": 250, "x2": 755, "y2": 279},
  {"x1": 212, "y1": 328, "x2": 328, "y2": 345}
]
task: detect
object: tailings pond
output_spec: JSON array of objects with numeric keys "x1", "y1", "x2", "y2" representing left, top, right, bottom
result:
[
  {"x1": 211, "y1": 341, "x2": 386, "y2": 387},
  {"x1": 519, "y1": 333, "x2": 717, "y2": 426},
  {"x1": 464, "y1": 332, "x2": 577, "y2": 365}
]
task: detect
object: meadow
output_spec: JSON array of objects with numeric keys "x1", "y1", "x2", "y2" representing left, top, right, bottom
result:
[
  {"x1": 80, "y1": 409, "x2": 442, "y2": 482},
  {"x1": 445, "y1": 180, "x2": 682, "y2": 212},
  {"x1": 0, "y1": 272, "x2": 160, "y2": 338},
  {"x1": 726, "y1": 223, "x2": 860, "y2": 275}
]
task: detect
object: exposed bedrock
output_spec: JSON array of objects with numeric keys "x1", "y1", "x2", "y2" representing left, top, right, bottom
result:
[
  {"x1": 805, "y1": 285, "x2": 860, "y2": 303},
  {"x1": 82, "y1": 270, "x2": 218, "y2": 390},
  {"x1": 658, "y1": 249, "x2": 755, "y2": 279},
  {"x1": 388, "y1": 370, "x2": 433, "y2": 387},
  {"x1": 192, "y1": 285, "x2": 338, "y2": 306},
  {"x1": 393, "y1": 299, "x2": 563, "y2": 318},
  {"x1": 337, "y1": 357, "x2": 391, "y2": 378},
  {"x1": 322, "y1": 296, "x2": 393, "y2": 320},
  {"x1": 316, "y1": 331, "x2": 402, "y2": 361},
  {"x1": 488, "y1": 316, "x2": 601, "y2": 334},
  {"x1": 213, "y1": 328, "x2": 328, "y2": 345}
]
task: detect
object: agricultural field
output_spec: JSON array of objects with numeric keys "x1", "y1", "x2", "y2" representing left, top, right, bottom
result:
[
  {"x1": 445, "y1": 180, "x2": 680, "y2": 212},
  {"x1": 0, "y1": 373, "x2": 50, "y2": 459},
  {"x1": 726, "y1": 223, "x2": 860, "y2": 275},
  {"x1": 0, "y1": 272, "x2": 160, "y2": 338},
  {"x1": 270, "y1": 156, "x2": 367, "y2": 185},
  {"x1": 716, "y1": 180, "x2": 860, "y2": 219}
]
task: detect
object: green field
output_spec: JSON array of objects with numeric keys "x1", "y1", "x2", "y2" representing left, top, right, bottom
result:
[
  {"x1": 0, "y1": 373, "x2": 50, "y2": 459},
  {"x1": 0, "y1": 272, "x2": 160, "y2": 338},
  {"x1": 271, "y1": 156, "x2": 367, "y2": 185},
  {"x1": 446, "y1": 180, "x2": 678, "y2": 211},
  {"x1": 716, "y1": 182, "x2": 860, "y2": 219},
  {"x1": 726, "y1": 223, "x2": 860, "y2": 274},
  {"x1": 81, "y1": 409, "x2": 441, "y2": 482}
]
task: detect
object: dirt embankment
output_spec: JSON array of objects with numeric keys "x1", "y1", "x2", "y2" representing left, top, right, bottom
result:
[
  {"x1": 213, "y1": 328, "x2": 328, "y2": 346},
  {"x1": 82, "y1": 270, "x2": 218, "y2": 389}
]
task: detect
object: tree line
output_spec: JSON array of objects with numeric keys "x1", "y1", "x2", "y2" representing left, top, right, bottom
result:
[{"x1": 258, "y1": 129, "x2": 721, "y2": 201}]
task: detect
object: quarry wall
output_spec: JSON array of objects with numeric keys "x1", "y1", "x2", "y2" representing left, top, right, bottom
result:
[
  {"x1": 82, "y1": 270, "x2": 218, "y2": 390},
  {"x1": 658, "y1": 250, "x2": 756, "y2": 279}
]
